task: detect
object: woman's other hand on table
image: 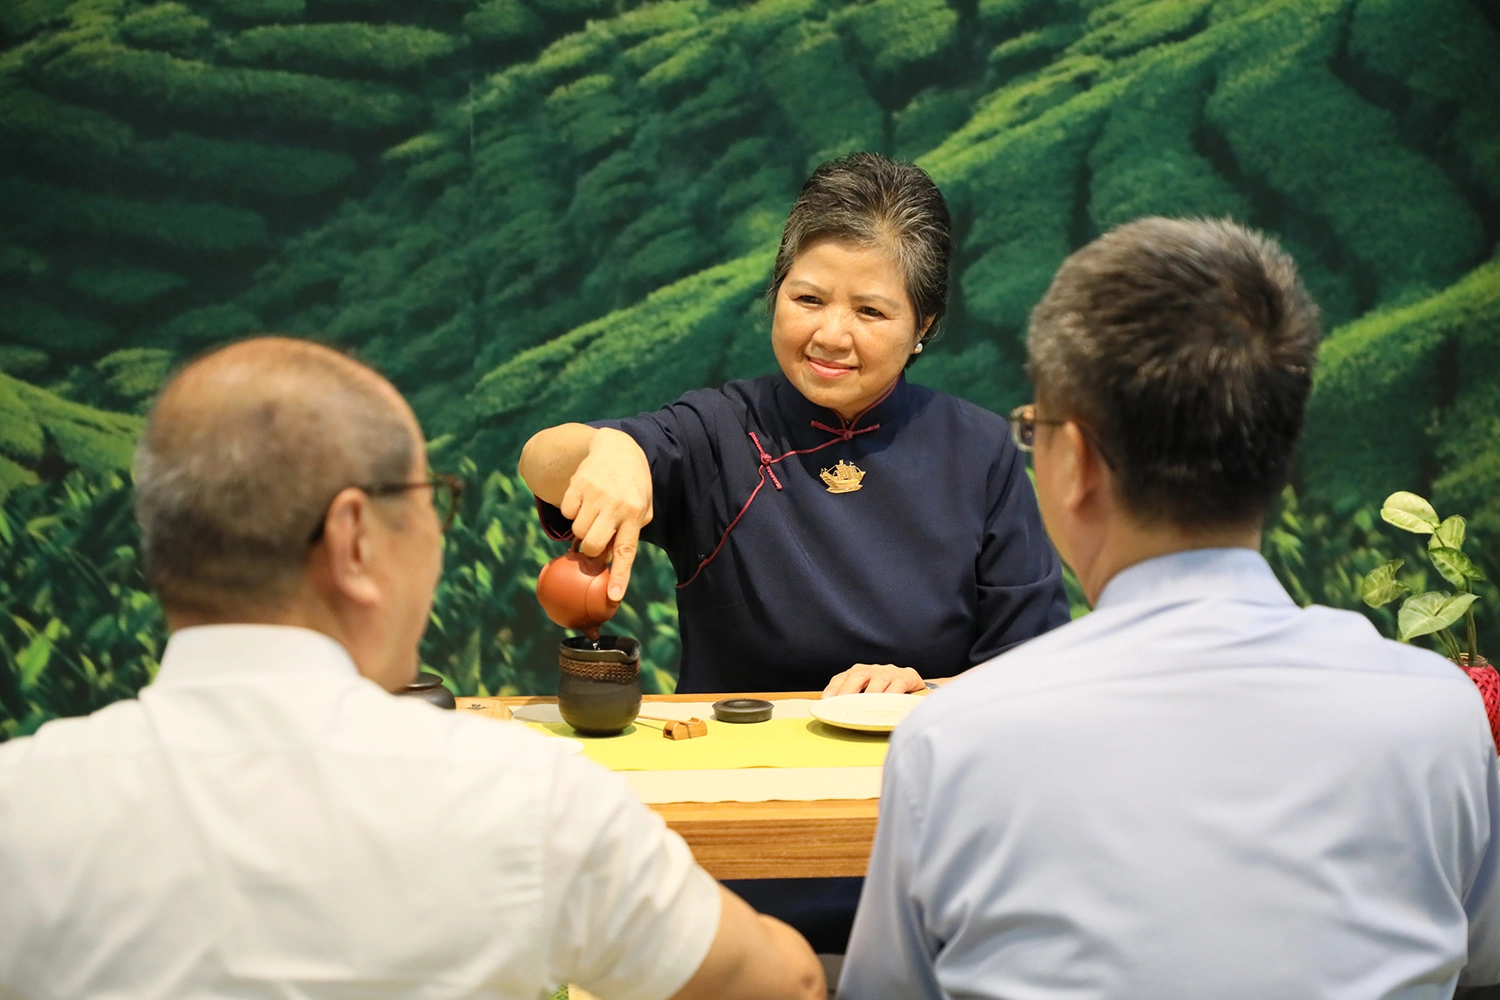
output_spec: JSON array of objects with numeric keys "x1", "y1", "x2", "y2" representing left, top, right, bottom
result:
[{"x1": 822, "y1": 664, "x2": 925, "y2": 697}]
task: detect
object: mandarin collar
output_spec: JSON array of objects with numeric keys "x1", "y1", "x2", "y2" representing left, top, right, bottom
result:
[
  {"x1": 1094, "y1": 548, "x2": 1293, "y2": 612},
  {"x1": 154, "y1": 624, "x2": 361, "y2": 685},
  {"x1": 772, "y1": 372, "x2": 911, "y2": 431}
]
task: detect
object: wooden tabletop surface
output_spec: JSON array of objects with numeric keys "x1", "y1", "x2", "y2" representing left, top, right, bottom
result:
[{"x1": 486, "y1": 691, "x2": 881, "y2": 880}]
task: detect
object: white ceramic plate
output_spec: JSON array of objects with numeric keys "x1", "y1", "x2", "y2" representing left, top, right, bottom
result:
[{"x1": 809, "y1": 693, "x2": 926, "y2": 733}]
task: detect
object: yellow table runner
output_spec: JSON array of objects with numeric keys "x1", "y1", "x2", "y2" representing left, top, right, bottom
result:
[{"x1": 528, "y1": 717, "x2": 890, "y2": 771}]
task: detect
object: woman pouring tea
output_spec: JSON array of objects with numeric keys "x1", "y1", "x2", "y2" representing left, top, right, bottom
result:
[{"x1": 519, "y1": 152, "x2": 1069, "y2": 698}]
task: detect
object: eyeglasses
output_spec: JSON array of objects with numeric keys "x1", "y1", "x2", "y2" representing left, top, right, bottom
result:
[
  {"x1": 309, "y1": 472, "x2": 465, "y2": 544},
  {"x1": 1007, "y1": 404, "x2": 1066, "y2": 452},
  {"x1": 1007, "y1": 404, "x2": 1118, "y2": 469}
]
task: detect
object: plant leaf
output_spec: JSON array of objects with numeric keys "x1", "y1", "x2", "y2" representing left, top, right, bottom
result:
[
  {"x1": 1398, "y1": 592, "x2": 1481, "y2": 642},
  {"x1": 1429, "y1": 546, "x2": 1484, "y2": 587},
  {"x1": 1360, "y1": 559, "x2": 1410, "y2": 608},
  {"x1": 1429, "y1": 515, "x2": 1466, "y2": 551},
  {"x1": 1381, "y1": 491, "x2": 1440, "y2": 534},
  {"x1": 1445, "y1": 591, "x2": 1480, "y2": 619}
]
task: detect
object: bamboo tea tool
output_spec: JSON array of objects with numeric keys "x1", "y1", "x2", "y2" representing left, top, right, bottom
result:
[
  {"x1": 454, "y1": 698, "x2": 513, "y2": 720},
  {"x1": 635, "y1": 714, "x2": 709, "y2": 740}
]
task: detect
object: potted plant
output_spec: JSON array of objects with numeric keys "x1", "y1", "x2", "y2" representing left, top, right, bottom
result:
[{"x1": 1361, "y1": 491, "x2": 1498, "y2": 747}]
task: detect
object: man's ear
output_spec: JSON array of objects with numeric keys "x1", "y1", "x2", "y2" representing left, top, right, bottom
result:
[
  {"x1": 1059, "y1": 421, "x2": 1106, "y2": 514},
  {"x1": 317, "y1": 488, "x2": 383, "y2": 607}
]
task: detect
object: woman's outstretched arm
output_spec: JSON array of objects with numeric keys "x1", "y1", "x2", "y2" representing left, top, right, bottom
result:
[{"x1": 519, "y1": 424, "x2": 654, "y2": 601}]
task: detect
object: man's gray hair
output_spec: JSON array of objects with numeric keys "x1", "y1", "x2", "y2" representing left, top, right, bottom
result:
[
  {"x1": 133, "y1": 338, "x2": 415, "y2": 614},
  {"x1": 769, "y1": 152, "x2": 952, "y2": 356}
]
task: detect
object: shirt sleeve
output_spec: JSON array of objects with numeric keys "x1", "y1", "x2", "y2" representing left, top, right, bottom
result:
[
  {"x1": 969, "y1": 445, "x2": 1072, "y2": 665},
  {"x1": 1460, "y1": 747, "x2": 1500, "y2": 987},
  {"x1": 531, "y1": 397, "x2": 723, "y2": 567},
  {"x1": 540, "y1": 748, "x2": 721, "y2": 1000},
  {"x1": 839, "y1": 734, "x2": 945, "y2": 1000}
]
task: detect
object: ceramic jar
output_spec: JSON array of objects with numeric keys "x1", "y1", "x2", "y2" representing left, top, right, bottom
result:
[
  {"x1": 557, "y1": 635, "x2": 641, "y2": 736},
  {"x1": 396, "y1": 671, "x2": 456, "y2": 710}
]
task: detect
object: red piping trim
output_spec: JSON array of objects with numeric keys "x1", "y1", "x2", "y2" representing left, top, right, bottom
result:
[
  {"x1": 675, "y1": 408, "x2": 886, "y2": 590},
  {"x1": 675, "y1": 466, "x2": 770, "y2": 589}
]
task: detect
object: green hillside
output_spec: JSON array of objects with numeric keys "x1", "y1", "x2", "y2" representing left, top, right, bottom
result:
[
  {"x1": 1307, "y1": 258, "x2": 1500, "y2": 517},
  {"x1": 0, "y1": 370, "x2": 140, "y2": 498},
  {"x1": 5, "y1": 0, "x2": 1497, "y2": 467},
  {"x1": 3, "y1": 0, "x2": 1500, "y2": 733},
  {"x1": 248, "y1": 0, "x2": 1500, "y2": 490}
]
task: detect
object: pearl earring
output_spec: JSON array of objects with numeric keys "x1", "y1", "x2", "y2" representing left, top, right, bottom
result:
[{"x1": 913, "y1": 342, "x2": 924, "y2": 354}]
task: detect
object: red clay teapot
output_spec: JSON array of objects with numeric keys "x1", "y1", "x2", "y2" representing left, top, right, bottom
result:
[{"x1": 535, "y1": 547, "x2": 620, "y2": 639}]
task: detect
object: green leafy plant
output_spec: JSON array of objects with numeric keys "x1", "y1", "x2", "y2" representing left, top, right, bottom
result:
[{"x1": 1361, "y1": 491, "x2": 1484, "y2": 663}]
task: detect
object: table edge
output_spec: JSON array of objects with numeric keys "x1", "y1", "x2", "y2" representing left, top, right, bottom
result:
[{"x1": 487, "y1": 692, "x2": 827, "y2": 706}]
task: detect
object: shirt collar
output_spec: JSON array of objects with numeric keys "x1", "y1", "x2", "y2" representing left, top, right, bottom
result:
[
  {"x1": 1094, "y1": 548, "x2": 1294, "y2": 612},
  {"x1": 773, "y1": 371, "x2": 911, "y2": 431},
  {"x1": 154, "y1": 624, "x2": 361, "y2": 685}
]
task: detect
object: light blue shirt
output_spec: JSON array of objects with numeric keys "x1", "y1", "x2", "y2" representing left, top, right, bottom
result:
[{"x1": 841, "y1": 549, "x2": 1500, "y2": 999}]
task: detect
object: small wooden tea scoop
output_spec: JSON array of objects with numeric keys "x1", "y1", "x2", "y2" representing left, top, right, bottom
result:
[
  {"x1": 636, "y1": 714, "x2": 709, "y2": 740},
  {"x1": 455, "y1": 698, "x2": 513, "y2": 721}
]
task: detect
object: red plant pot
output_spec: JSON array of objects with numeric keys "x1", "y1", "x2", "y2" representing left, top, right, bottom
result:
[{"x1": 1460, "y1": 656, "x2": 1500, "y2": 755}]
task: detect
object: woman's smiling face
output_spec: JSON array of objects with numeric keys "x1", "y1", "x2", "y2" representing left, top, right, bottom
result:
[{"x1": 772, "y1": 238, "x2": 931, "y2": 421}]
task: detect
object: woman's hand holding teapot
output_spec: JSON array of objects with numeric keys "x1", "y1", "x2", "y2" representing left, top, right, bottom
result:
[{"x1": 560, "y1": 427, "x2": 654, "y2": 602}]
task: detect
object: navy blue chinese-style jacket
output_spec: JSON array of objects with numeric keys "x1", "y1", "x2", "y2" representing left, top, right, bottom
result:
[{"x1": 539, "y1": 373, "x2": 1070, "y2": 694}]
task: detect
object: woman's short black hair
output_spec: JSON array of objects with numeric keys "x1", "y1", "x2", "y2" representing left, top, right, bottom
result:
[
  {"x1": 768, "y1": 152, "x2": 952, "y2": 357},
  {"x1": 1027, "y1": 217, "x2": 1323, "y2": 528}
]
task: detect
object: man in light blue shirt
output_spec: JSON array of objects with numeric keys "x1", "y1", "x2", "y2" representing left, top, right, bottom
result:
[{"x1": 840, "y1": 218, "x2": 1500, "y2": 999}]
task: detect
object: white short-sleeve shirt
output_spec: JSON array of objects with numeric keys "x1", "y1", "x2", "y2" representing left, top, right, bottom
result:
[{"x1": 0, "y1": 625, "x2": 721, "y2": 1000}]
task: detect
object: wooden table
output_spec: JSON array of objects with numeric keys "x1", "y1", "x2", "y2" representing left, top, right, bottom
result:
[{"x1": 485, "y1": 691, "x2": 880, "y2": 881}]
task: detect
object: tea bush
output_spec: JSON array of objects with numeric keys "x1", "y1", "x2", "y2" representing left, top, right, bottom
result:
[{"x1": 220, "y1": 24, "x2": 460, "y2": 77}]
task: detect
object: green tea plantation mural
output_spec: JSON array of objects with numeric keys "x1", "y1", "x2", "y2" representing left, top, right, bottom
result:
[{"x1": 2, "y1": 0, "x2": 1498, "y2": 739}]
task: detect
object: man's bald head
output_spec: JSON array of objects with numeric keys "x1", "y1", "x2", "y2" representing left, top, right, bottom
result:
[{"x1": 134, "y1": 338, "x2": 419, "y2": 617}]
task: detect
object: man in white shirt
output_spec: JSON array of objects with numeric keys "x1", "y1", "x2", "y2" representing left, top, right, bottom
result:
[
  {"x1": 840, "y1": 218, "x2": 1500, "y2": 999},
  {"x1": 0, "y1": 338, "x2": 824, "y2": 1000}
]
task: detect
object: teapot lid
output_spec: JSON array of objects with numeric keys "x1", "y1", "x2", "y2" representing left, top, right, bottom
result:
[{"x1": 403, "y1": 671, "x2": 446, "y2": 691}]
